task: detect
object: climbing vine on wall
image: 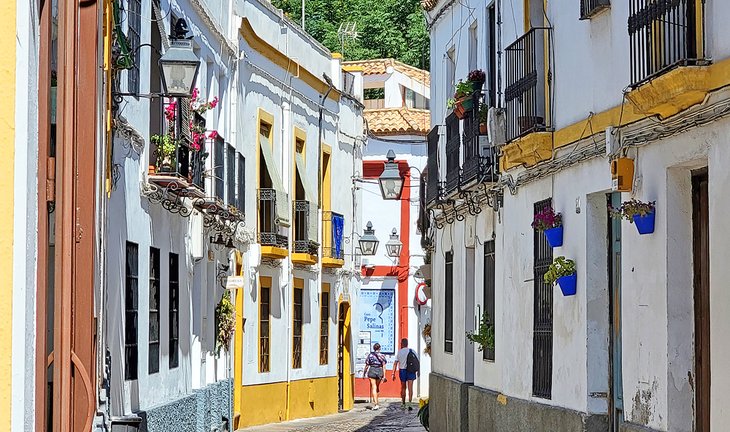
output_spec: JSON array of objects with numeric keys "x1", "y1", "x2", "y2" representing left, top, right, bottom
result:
[{"x1": 215, "y1": 291, "x2": 235, "y2": 356}]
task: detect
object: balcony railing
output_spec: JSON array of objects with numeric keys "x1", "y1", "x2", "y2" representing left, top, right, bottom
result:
[
  {"x1": 580, "y1": 0, "x2": 610, "y2": 19},
  {"x1": 258, "y1": 188, "x2": 288, "y2": 248},
  {"x1": 628, "y1": 0, "x2": 704, "y2": 86},
  {"x1": 294, "y1": 200, "x2": 319, "y2": 255},
  {"x1": 322, "y1": 211, "x2": 345, "y2": 261},
  {"x1": 150, "y1": 137, "x2": 206, "y2": 192},
  {"x1": 505, "y1": 27, "x2": 552, "y2": 142},
  {"x1": 426, "y1": 126, "x2": 441, "y2": 206},
  {"x1": 461, "y1": 91, "x2": 498, "y2": 185},
  {"x1": 444, "y1": 112, "x2": 461, "y2": 195}
]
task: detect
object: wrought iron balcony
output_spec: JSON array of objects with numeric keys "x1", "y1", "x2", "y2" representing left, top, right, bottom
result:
[
  {"x1": 505, "y1": 27, "x2": 552, "y2": 142},
  {"x1": 294, "y1": 200, "x2": 319, "y2": 257},
  {"x1": 444, "y1": 112, "x2": 461, "y2": 195},
  {"x1": 425, "y1": 126, "x2": 441, "y2": 207},
  {"x1": 258, "y1": 188, "x2": 288, "y2": 250},
  {"x1": 628, "y1": 0, "x2": 705, "y2": 86},
  {"x1": 322, "y1": 211, "x2": 345, "y2": 266},
  {"x1": 461, "y1": 91, "x2": 498, "y2": 185},
  {"x1": 580, "y1": 0, "x2": 610, "y2": 19}
]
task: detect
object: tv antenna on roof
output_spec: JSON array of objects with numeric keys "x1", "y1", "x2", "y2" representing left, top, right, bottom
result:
[{"x1": 337, "y1": 22, "x2": 358, "y2": 60}]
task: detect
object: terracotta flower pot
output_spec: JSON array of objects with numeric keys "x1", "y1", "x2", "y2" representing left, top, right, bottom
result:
[
  {"x1": 480, "y1": 123, "x2": 487, "y2": 134},
  {"x1": 454, "y1": 102, "x2": 466, "y2": 119},
  {"x1": 148, "y1": 165, "x2": 156, "y2": 175}
]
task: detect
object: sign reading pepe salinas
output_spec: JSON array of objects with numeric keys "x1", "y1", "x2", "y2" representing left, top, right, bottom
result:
[{"x1": 359, "y1": 289, "x2": 396, "y2": 353}]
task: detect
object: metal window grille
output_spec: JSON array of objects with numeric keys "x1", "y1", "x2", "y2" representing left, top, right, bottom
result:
[
  {"x1": 226, "y1": 144, "x2": 235, "y2": 206},
  {"x1": 505, "y1": 27, "x2": 552, "y2": 142},
  {"x1": 258, "y1": 189, "x2": 287, "y2": 248},
  {"x1": 149, "y1": 247, "x2": 160, "y2": 374},
  {"x1": 293, "y1": 286, "x2": 303, "y2": 369},
  {"x1": 628, "y1": 0, "x2": 704, "y2": 86},
  {"x1": 580, "y1": 0, "x2": 610, "y2": 19},
  {"x1": 125, "y1": 242, "x2": 139, "y2": 381},
  {"x1": 444, "y1": 113, "x2": 461, "y2": 194},
  {"x1": 294, "y1": 200, "x2": 316, "y2": 254},
  {"x1": 127, "y1": 0, "x2": 141, "y2": 94},
  {"x1": 532, "y1": 199, "x2": 554, "y2": 399},
  {"x1": 320, "y1": 291, "x2": 330, "y2": 365},
  {"x1": 169, "y1": 253, "x2": 179, "y2": 369},
  {"x1": 483, "y1": 240, "x2": 496, "y2": 361},
  {"x1": 426, "y1": 126, "x2": 440, "y2": 204},
  {"x1": 445, "y1": 251, "x2": 454, "y2": 353},
  {"x1": 260, "y1": 286, "x2": 271, "y2": 373},
  {"x1": 488, "y1": 5, "x2": 497, "y2": 108},
  {"x1": 215, "y1": 136, "x2": 225, "y2": 201},
  {"x1": 237, "y1": 154, "x2": 245, "y2": 213}
]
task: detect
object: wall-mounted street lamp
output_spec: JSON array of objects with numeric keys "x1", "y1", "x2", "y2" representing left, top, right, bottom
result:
[
  {"x1": 384, "y1": 228, "x2": 403, "y2": 257},
  {"x1": 358, "y1": 221, "x2": 380, "y2": 256},
  {"x1": 378, "y1": 150, "x2": 405, "y2": 200}
]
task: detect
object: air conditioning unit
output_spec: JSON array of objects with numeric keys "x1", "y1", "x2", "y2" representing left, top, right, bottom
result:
[
  {"x1": 487, "y1": 107, "x2": 506, "y2": 146},
  {"x1": 478, "y1": 136, "x2": 492, "y2": 158}
]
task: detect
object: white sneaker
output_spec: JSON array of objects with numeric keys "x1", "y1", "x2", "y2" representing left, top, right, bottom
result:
[{"x1": 372, "y1": 405, "x2": 380, "y2": 410}]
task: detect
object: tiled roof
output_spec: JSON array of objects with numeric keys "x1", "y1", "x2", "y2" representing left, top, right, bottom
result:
[
  {"x1": 343, "y1": 59, "x2": 430, "y2": 87},
  {"x1": 365, "y1": 108, "x2": 431, "y2": 136},
  {"x1": 421, "y1": 0, "x2": 438, "y2": 11}
]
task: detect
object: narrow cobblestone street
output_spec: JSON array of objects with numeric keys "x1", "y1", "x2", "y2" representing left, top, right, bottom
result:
[{"x1": 238, "y1": 400, "x2": 425, "y2": 432}]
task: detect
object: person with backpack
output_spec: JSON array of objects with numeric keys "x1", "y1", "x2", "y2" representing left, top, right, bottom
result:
[
  {"x1": 362, "y1": 343, "x2": 387, "y2": 410},
  {"x1": 392, "y1": 338, "x2": 420, "y2": 410}
]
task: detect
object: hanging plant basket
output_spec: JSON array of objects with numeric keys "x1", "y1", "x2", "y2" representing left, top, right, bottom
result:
[
  {"x1": 557, "y1": 273, "x2": 577, "y2": 296},
  {"x1": 633, "y1": 211, "x2": 655, "y2": 235},
  {"x1": 544, "y1": 226, "x2": 564, "y2": 247}
]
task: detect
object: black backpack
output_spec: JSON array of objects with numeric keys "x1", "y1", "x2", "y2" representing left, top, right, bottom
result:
[{"x1": 406, "y1": 349, "x2": 420, "y2": 374}]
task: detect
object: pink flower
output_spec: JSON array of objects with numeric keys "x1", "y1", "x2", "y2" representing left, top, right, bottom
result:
[
  {"x1": 208, "y1": 130, "x2": 218, "y2": 140},
  {"x1": 191, "y1": 87, "x2": 199, "y2": 101},
  {"x1": 164, "y1": 101, "x2": 177, "y2": 121},
  {"x1": 209, "y1": 97, "x2": 219, "y2": 109}
]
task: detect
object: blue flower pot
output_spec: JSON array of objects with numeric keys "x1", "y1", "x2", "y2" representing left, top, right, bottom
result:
[
  {"x1": 633, "y1": 211, "x2": 655, "y2": 235},
  {"x1": 544, "y1": 226, "x2": 564, "y2": 247},
  {"x1": 557, "y1": 273, "x2": 577, "y2": 297}
]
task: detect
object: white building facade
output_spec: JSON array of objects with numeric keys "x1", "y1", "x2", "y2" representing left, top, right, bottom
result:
[{"x1": 424, "y1": 1, "x2": 730, "y2": 431}]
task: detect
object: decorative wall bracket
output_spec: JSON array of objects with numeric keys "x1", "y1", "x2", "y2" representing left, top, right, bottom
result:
[{"x1": 141, "y1": 180, "x2": 193, "y2": 217}]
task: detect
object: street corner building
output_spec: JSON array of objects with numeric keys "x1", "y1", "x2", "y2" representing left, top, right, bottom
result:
[
  {"x1": 1, "y1": 0, "x2": 365, "y2": 430},
  {"x1": 423, "y1": 0, "x2": 730, "y2": 432}
]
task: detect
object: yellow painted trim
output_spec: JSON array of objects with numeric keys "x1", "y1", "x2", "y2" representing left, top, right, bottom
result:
[
  {"x1": 104, "y1": 0, "x2": 113, "y2": 197},
  {"x1": 257, "y1": 108, "x2": 275, "y2": 249},
  {"x1": 294, "y1": 126, "x2": 307, "y2": 162},
  {"x1": 342, "y1": 64, "x2": 364, "y2": 73},
  {"x1": 322, "y1": 257, "x2": 345, "y2": 268},
  {"x1": 258, "y1": 276, "x2": 273, "y2": 373},
  {"x1": 523, "y1": 0, "x2": 530, "y2": 32},
  {"x1": 331, "y1": 52, "x2": 343, "y2": 59},
  {"x1": 0, "y1": 0, "x2": 15, "y2": 427},
  {"x1": 501, "y1": 58, "x2": 730, "y2": 171},
  {"x1": 695, "y1": 0, "x2": 704, "y2": 57},
  {"x1": 237, "y1": 376, "x2": 340, "y2": 428},
  {"x1": 500, "y1": 132, "x2": 553, "y2": 171},
  {"x1": 233, "y1": 251, "x2": 244, "y2": 429},
  {"x1": 261, "y1": 246, "x2": 289, "y2": 259},
  {"x1": 292, "y1": 278, "x2": 304, "y2": 372},
  {"x1": 239, "y1": 18, "x2": 340, "y2": 102},
  {"x1": 291, "y1": 253, "x2": 318, "y2": 265},
  {"x1": 339, "y1": 302, "x2": 354, "y2": 411}
]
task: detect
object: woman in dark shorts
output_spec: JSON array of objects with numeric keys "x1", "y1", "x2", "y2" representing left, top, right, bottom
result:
[{"x1": 362, "y1": 343, "x2": 387, "y2": 410}]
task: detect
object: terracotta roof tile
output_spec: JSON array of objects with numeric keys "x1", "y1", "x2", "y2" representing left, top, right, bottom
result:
[
  {"x1": 365, "y1": 108, "x2": 431, "y2": 137},
  {"x1": 343, "y1": 58, "x2": 430, "y2": 87}
]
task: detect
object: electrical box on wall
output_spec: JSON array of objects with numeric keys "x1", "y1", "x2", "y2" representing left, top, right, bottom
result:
[{"x1": 611, "y1": 158, "x2": 634, "y2": 192}]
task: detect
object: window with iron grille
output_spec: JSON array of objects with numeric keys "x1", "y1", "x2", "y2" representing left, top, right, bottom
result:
[
  {"x1": 237, "y1": 154, "x2": 245, "y2": 213},
  {"x1": 226, "y1": 144, "x2": 236, "y2": 206},
  {"x1": 580, "y1": 0, "x2": 610, "y2": 20},
  {"x1": 483, "y1": 240, "x2": 496, "y2": 361},
  {"x1": 320, "y1": 290, "x2": 330, "y2": 365},
  {"x1": 532, "y1": 199, "x2": 554, "y2": 399},
  {"x1": 149, "y1": 247, "x2": 160, "y2": 374},
  {"x1": 259, "y1": 284, "x2": 271, "y2": 372},
  {"x1": 169, "y1": 253, "x2": 179, "y2": 369},
  {"x1": 214, "y1": 136, "x2": 225, "y2": 201},
  {"x1": 125, "y1": 242, "x2": 139, "y2": 381},
  {"x1": 445, "y1": 251, "x2": 454, "y2": 353},
  {"x1": 127, "y1": 0, "x2": 141, "y2": 94},
  {"x1": 293, "y1": 284, "x2": 303, "y2": 369}
]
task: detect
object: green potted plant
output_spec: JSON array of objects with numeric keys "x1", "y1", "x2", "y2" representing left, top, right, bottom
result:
[
  {"x1": 466, "y1": 311, "x2": 495, "y2": 352},
  {"x1": 611, "y1": 199, "x2": 656, "y2": 235},
  {"x1": 418, "y1": 398, "x2": 430, "y2": 430},
  {"x1": 544, "y1": 256, "x2": 577, "y2": 296},
  {"x1": 478, "y1": 103, "x2": 489, "y2": 134},
  {"x1": 447, "y1": 80, "x2": 475, "y2": 119},
  {"x1": 150, "y1": 133, "x2": 178, "y2": 173}
]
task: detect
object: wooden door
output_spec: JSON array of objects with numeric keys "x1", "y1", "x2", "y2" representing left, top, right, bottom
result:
[{"x1": 693, "y1": 170, "x2": 710, "y2": 432}]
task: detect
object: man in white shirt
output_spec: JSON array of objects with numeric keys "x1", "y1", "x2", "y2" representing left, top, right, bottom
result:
[{"x1": 392, "y1": 338, "x2": 418, "y2": 410}]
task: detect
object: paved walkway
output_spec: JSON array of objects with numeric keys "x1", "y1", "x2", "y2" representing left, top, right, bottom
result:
[{"x1": 238, "y1": 399, "x2": 425, "y2": 432}]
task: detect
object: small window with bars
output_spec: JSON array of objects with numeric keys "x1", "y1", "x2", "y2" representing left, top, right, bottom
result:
[
  {"x1": 149, "y1": 247, "x2": 160, "y2": 374},
  {"x1": 532, "y1": 199, "x2": 554, "y2": 399},
  {"x1": 125, "y1": 242, "x2": 139, "y2": 381},
  {"x1": 259, "y1": 281, "x2": 271, "y2": 373},
  {"x1": 226, "y1": 144, "x2": 236, "y2": 206},
  {"x1": 483, "y1": 240, "x2": 496, "y2": 361},
  {"x1": 445, "y1": 251, "x2": 454, "y2": 353},
  {"x1": 236, "y1": 154, "x2": 245, "y2": 213},
  {"x1": 169, "y1": 253, "x2": 179, "y2": 369},
  {"x1": 127, "y1": 0, "x2": 142, "y2": 94},
  {"x1": 214, "y1": 136, "x2": 225, "y2": 201},
  {"x1": 580, "y1": 0, "x2": 610, "y2": 19},
  {"x1": 319, "y1": 289, "x2": 330, "y2": 365},
  {"x1": 293, "y1": 282, "x2": 303, "y2": 369}
]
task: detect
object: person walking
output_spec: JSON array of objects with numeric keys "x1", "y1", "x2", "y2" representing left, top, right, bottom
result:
[
  {"x1": 392, "y1": 338, "x2": 419, "y2": 410},
  {"x1": 362, "y1": 343, "x2": 387, "y2": 410}
]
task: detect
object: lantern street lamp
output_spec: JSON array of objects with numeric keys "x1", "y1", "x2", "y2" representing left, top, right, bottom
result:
[
  {"x1": 159, "y1": 19, "x2": 200, "y2": 97},
  {"x1": 378, "y1": 150, "x2": 405, "y2": 200},
  {"x1": 358, "y1": 221, "x2": 380, "y2": 256},
  {"x1": 385, "y1": 228, "x2": 403, "y2": 258}
]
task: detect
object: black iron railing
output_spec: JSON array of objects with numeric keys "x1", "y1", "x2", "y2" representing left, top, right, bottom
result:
[
  {"x1": 444, "y1": 112, "x2": 461, "y2": 194},
  {"x1": 426, "y1": 126, "x2": 441, "y2": 205},
  {"x1": 153, "y1": 137, "x2": 205, "y2": 191},
  {"x1": 580, "y1": 0, "x2": 610, "y2": 19},
  {"x1": 505, "y1": 27, "x2": 552, "y2": 142},
  {"x1": 294, "y1": 200, "x2": 318, "y2": 255},
  {"x1": 322, "y1": 211, "x2": 345, "y2": 260},
  {"x1": 461, "y1": 91, "x2": 498, "y2": 185},
  {"x1": 628, "y1": 0, "x2": 704, "y2": 86},
  {"x1": 258, "y1": 189, "x2": 288, "y2": 248}
]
